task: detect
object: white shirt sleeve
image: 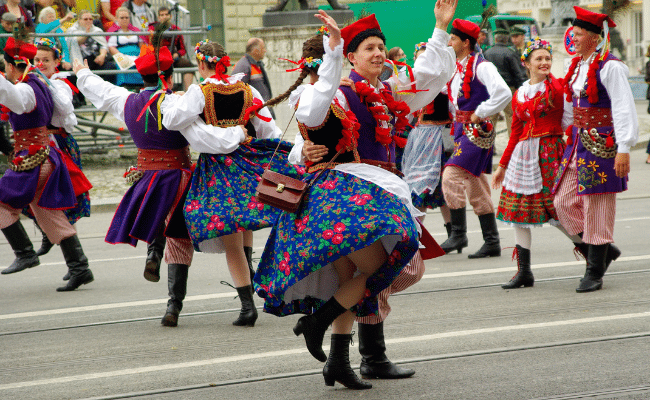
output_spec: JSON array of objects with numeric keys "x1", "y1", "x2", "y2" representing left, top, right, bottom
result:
[
  {"x1": 0, "y1": 75, "x2": 36, "y2": 114},
  {"x1": 249, "y1": 85, "x2": 281, "y2": 139},
  {"x1": 474, "y1": 61, "x2": 512, "y2": 119},
  {"x1": 160, "y1": 84, "x2": 205, "y2": 131},
  {"x1": 389, "y1": 28, "x2": 456, "y2": 112},
  {"x1": 294, "y1": 35, "x2": 344, "y2": 128},
  {"x1": 288, "y1": 133, "x2": 306, "y2": 165},
  {"x1": 76, "y1": 68, "x2": 131, "y2": 122},
  {"x1": 561, "y1": 99, "x2": 573, "y2": 132},
  {"x1": 180, "y1": 118, "x2": 246, "y2": 154},
  {"x1": 600, "y1": 60, "x2": 639, "y2": 153},
  {"x1": 49, "y1": 79, "x2": 77, "y2": 133}
]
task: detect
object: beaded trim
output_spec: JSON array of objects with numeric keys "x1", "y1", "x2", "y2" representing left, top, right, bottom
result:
[
  {"x1": 10, "y1": 146, "x2": 49, "y2": 171},
  {"x1": 123, "y1": 166, "x2": 144, "y2": 184},
  {"x1": 201, "y1": 81, "x2": 254, "y2": 127}
]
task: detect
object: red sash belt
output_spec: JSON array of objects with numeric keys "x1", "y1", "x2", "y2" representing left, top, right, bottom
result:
[
  {"x1": 454, "y1": 110, "x2": 473, "y2": 124},
  {"x1": 573, "y1": 107, "x2": 613, "y2": 129},
  {"x1": 137, "y1": 147, "x2": 191, "y2": 170},
  {"x1": 13, "y1": 126, "x2": 50, "y2": 152}
]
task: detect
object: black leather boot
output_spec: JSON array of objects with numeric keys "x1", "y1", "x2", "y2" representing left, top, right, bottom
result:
[
  {"x1": 574, "y1": 233, "x2": 620, "y2": 274},
  {"x1": 293, "y1": 297, "x2": 347, "y2": 362},
  {"x1": 440, "y1": 208, "x2": 468, "y2": 254},
  {"x1": 232, "y1": 284, "x2": 258, "y2": 327},
  {"x1": 161, "y1": 263, "x2": 189, "y2": 326},
  {"x1": 1, "y1": 221, "x2": 40, "y2": 274},
  {"x1": 34, "y1": 221, "x2": 54, "y2": 257},
  {"x1": 444, "y1": 222, "x2": 452, "y2": 238},
  {"x1": 144, "y1": 235, "x2": 166, "y2": 282},
  {"x1": 56, "y1": 235, "x2": 94, "y2": 291},
  {"x1": 323, "y1": 333, "x2": 372, "y2": 390},
  {"x1": 501, "y1": 245, "x2": 533, "y2": 289},
  {"x1": 468, "y1": 213, "x2": 501, "y2": 259},
  {"x1": 576, "y1": 244, "x2": 608, "y2": 293},
  {"x1": 359, "y1": 322, "x2": 415, "y2": 379},
  {"x1": 244, "y1": 246, "x2": 256, "y2": 283}
]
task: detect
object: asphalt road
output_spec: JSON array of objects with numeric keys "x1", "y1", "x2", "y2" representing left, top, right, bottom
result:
[{"x1": 1, "y1": 148, "x2": 649, "y2": 400}]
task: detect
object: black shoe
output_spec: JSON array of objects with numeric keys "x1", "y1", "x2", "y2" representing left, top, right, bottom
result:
[
  {"x1": 244, "y1": 246, "x2": 256, "y2": 283},
  {"x1": 232, "y1": 285, "x2": 258, "y2": 327},
  {"x1": 576, "y1": 244, "x2": 608, "y2": 293},
  {"x1": 1, "y1": 221, "x2": 40, "y2": 274},
  {"x1": 323, "y1": 334, "x2": 372, "y2": 389},
  {"x1": 440, "y1": 208, "x2": 468, "y2": 254},
  {"x1": 293, "y1": 297, "x2": 347, "y2": 362},
  {"x1": 359, "y1": 322, "x2": 415, "y2": 379},
  {"x1": 501, "y1": 245, "x2": 533, "y2": 289},
  {"x1": 468, "y1": 213, "x2": 501, "y2": 259},
  {"x1": 56, "y1": 235, "x2": 94, "y2": 291},
  {"x1": 34, "y1": 222, "x2": 54, "y2": 257},
  {"x1": 144, "y1": 235, "x2": 166, "y2": 282},
  {"x1": 161, "y1": 263, "x2": 189, "y2": 326},
  {"x1": 574, "y1": 238, "x2": 620, "y2": 274}
]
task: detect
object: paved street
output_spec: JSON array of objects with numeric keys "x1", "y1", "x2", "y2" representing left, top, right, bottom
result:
[{"x1": 1, "y1": 145, "x2": 649, "y2": 399}]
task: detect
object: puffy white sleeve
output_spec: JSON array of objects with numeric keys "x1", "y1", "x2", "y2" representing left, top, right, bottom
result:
[
  {"x1": 76, "y1": 68, "x2": 131, "y2": 122},
  {"x1": 288, "y1": 133, "x2": 306, "y2": 165},
  {"x1": 160, "y1": 84, "x2": 205, "y2": 131},
  {"x1": 249, "y1": 85, "x2": 281, "y2": 139},
  {"x1": 389, "y1": 28, "x2": 456, "y2": 112},
  {"x1": 600, "y1": 60, "x2": 638, "y2": 153},
  {"x1": 49, "y1": 79, "x2": 77, "y2": 133},
  {"x1": 0, "y1": 75, "x2": 36, "y2": 114},
  {"x1": 294, "y1": 35, "x2": 344, "y2": 128},
  {"x1": 474, "y1": 61, "x2": 512, "y2": 119}
]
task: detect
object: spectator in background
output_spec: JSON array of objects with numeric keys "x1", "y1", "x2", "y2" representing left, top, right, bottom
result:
[
  {"x1": 0, "y1": 13, "x2": 18, "y2": 66},
  {"x1": 0, "y1": 0, "x2": 35, "y2": 30},
  {"x1": 509, "y1": 26, "x2": 527, "y2": 57},
  {"x1": 35, "y1": 0, "x2": 76, "y2": 30},
  {"x1": 35, "y1": 6, "x2": 74, "y2": 70},
  {"x1": 107, "y1": 7, "x2": 143, "y2": 86},
  {"x1": 148, "y1": 6, "x2": 193, "y2": 90},
  {"x1": 68, "y1": 9, "x2": 117, "y2": 83},
  {"x1": 232, "y1": 37, "x2": 274, "y2": 118},
  {"x1": 99, "y1": 0, "x2": 125, "y2": 31},
  {"x1": 484, "y1": 28, "x2": 527, "y2": 136},
  {"x1": 387, "y1": 46, "x2": 406, "y2": 63},
  {"x1": 122, "y1": 0, "x2": 155, "y2": 31},
  {"x1": 476, "y1": 28, "x2": 489, "y2": 53}
]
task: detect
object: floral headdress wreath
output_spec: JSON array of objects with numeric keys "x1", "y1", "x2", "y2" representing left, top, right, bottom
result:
[
  {"x1": 414, "y1": 42, "x2": 427, "y2": 53},
  {"x1": 195, "y1": 39, "x2": 231, "y2": 80},
  {"x1": 35, "y1": 37, "x2": 61, "y2": 59},
  {"x1": 279, "y1": 27, "x2": 328, "y2": 72},
  {"x1": 521, "y1": 37, "x2": 552, "y2": 66}
]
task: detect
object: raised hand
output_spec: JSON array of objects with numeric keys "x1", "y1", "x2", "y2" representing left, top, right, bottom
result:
[
  {"x1": 314, "y1": 10, "x2": 341, "y2": 51},
  {"x1": 434, "y1": 0, "x2": 458, "y2": 30},
  {"x1": 72, "y1": 59, "x2": 89, "y2": 75}
]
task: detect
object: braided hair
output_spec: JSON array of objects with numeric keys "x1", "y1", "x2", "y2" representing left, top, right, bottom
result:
[
  {"x1": 263, "y1": 34, "x2": 325, "y2": 109},
  {"x1": 197, "y1": 41, "x2": 227, "y2": 70}
]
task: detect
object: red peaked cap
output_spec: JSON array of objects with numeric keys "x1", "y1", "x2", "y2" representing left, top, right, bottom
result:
[
  {"x1": 134, "y1": 46, "x2": 174, "y2": 75},
  {"x1": 340, "y1": 14, "x2": 383, "y2": 55},
  {"x1": 450, "y1": 19, "x2": 480, "y2": 41},
  {"x1": 573, "y1": 6, "x2": 616, "y2": 34},
  {"x1": 4, "y1": 37, "x2": 37, "y2": 60}
]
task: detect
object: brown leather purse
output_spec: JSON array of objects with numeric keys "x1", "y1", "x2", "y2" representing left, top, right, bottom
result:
[{"x1": 256, "y1": 169, "x2": 308, "y2": 214}]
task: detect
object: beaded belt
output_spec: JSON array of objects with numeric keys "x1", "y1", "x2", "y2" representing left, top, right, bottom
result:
[
  {"x1": 454, "y1": 110, "x2": 473, "y2": 124},
  {"x1": 573, "y1": 107, "x2": 613, "y2": 129},
  {"x1": 463, "y1": 123, "x2": 496, "y2": 150},
  {"x1": 13, "y1": 126, "x2": 50, "y2": 152},
  {"x1": 360, "y1": 159, "x2": 403, "y2": 177},
  {"x1": 578, "y1": 128, "x2": 617, "y2": 159},
  {"x1": 137, "y1": 147, "x2": 191, "y2": 170}
]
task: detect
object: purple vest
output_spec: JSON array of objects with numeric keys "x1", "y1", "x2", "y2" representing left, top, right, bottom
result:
[
  {"x1": 8, "y1": 75, "x2": 53, "y2": 131},
  {"x1": 446, "y1": 55, "x2": 493, "y2": 176},
  {"x1": 552, "y1": 53, "x2": 626, "y2": 195},
  {"x1": 123, "y1": 88, "x2": 189, "y2": 150},
  {"x1": 339, "y1": 70, "x2": 395, "y2": 163}
]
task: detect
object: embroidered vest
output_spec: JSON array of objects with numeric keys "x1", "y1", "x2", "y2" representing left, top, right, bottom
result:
[{"x1": 200, "y1": 81, "x2": 257, "y2": 137}]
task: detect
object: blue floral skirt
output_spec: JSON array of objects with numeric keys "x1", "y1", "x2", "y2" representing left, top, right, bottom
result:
[
  {"x1": 183, "y1": 138, "x2": 304, "y2": 253},
  {"x1": 255, "y1": 169, "x2": 419, "y2": 318}
]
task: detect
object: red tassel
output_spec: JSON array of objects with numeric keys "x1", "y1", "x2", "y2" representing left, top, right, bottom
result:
[
  {"x1": 565, "y1": 126, "x2": 573, "y2": 146},
  {"x1": 605, "y1": 135, "x2": 614, "y2": 148}
]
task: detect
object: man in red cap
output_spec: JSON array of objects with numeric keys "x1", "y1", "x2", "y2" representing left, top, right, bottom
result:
[
  {"x1": 552, "y1": 6, "x2": 638, "y2": 292},
  {"x1": 0, "y1": 38, "x2": 95, "y2": 291},
  {"x1": 440, "y1": 19, "x2": 511, "y2": 258}
]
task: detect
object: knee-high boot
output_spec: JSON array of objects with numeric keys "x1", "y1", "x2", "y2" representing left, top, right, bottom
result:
[
  {"x1": 232, "y1": 285, "x2": 258, "y2": 327},
  {"x1": 323, "y1": 333, "x2": 372, "y2": 389},
  {"x1": 440, "y1": 208, "x2": 468, "y2": 254},
  {"x1": 1, "y1": 220, "x2": 40, "y2": 274},
  {"x1": 293, "y1": 297, "x2": 347, "y2": 362},
  {"x1": 359, "y1": 322, "x2": 415, "y2": 379},
  {"x1": 144, "y1": 235, "x2": 166, "y2": 282},
  {"x1": 576, "y1": 244, "x2": 608, "y2": 293},
  {"x1": 244, "y1": 246, "x2": 255, "y2": 283},
  {"x1": 34, "y1": 221, "x2": 54, "y2": 257},
  {"x1": 161, "y1": 263, "x2": 189, "y2": 326},
  {"x1": 56, "y1": 235, "x2": 94, "y2": 291},
  {"x1": 574, "y1": 233, "x2": 620, "y2": 274},
  {"x1": 501, "y1": 245, "x2": 533, "y2": 289},
  {"x1": 468, "y1": 213, "x2": 501, "y2": 259}
]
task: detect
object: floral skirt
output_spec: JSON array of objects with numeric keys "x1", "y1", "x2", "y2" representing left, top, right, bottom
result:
[
  {"x1": 496, "y1": 136, "x2": 565, "y2": 227},
  {"x1": 183, "y1": 138, "x2": 304, "y2": 253},
  {"x1": 255, "y1": 169, "x2": 419, "y2": 318}
]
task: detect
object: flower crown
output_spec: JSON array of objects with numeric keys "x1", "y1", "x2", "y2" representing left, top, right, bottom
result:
[
  {"x1": 303, "y1": 56, "x2": 322, "y2": 68},
  {"x1": 35, "y1": 37, "x2": 61, "y2": 59},
  {"x1": 195, "y1": 39, "x2": 221, "y2": 63},
  {"x1": 414, "y1": 42, "x2": 427, "y2": 52},
  {"x1": 521, "y1": 37, "x2": 552, "y2": 64},
  {"x1": 318, "y1": 26, "x2": 330, "y2": 37}
]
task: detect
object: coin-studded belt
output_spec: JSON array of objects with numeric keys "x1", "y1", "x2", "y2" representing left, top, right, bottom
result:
[
  {"x1": 137, "y1": 147, "x2": 191, "y2": 170},
  {"x1": 463, "y1": 123, "x2": 496, "y2": 150},
  {"x1": 578, "y1": 128, "x2": 617, "y2": 159},
  {"x1": 573, "y1": 107, "x2": 613, "y2": 129}
]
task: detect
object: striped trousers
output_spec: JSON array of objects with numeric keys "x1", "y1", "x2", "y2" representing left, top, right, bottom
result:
[
  {"x1": 442, "y1": 165, "x2": 494, "y2": 215},
  {"x1": 163, "y1": 172, "x2": 194, "y2": 266}
]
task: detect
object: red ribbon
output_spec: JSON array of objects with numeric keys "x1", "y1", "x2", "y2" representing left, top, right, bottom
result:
[
  {"x1": 242, "y1": 97, "x2": 272, "y2": 123},
  {"x1": 278, "y1": 57, "x2": 305, "y2": 72},
  {"x1": 391, "y1": 60, "x2": 428, "y2": 94},
  {"x1": 136, "y1": 91, "x2": 162, "y2": 122},
  {"x1": 210, "y1": 55, "x2": 232, "y2": 82}
]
